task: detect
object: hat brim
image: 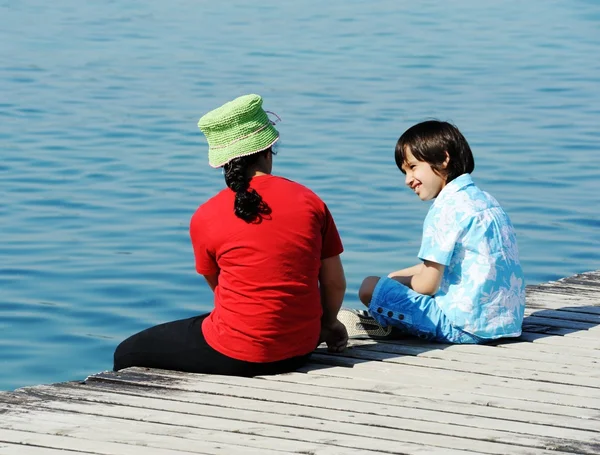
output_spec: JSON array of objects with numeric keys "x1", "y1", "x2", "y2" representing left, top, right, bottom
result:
[{"x1": 208, "y1": 125, "x2": 279, "y2": 168}]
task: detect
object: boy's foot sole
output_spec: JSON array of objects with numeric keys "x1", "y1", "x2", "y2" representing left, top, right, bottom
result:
[{"x1": 337, "y1": 308, "x2": 395, "y2": 340}]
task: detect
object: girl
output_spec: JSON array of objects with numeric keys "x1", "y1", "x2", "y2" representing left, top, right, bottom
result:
[
  {"x1": 114, "y1": 94, "x2": 348, "y2": 375},
  {"x1": 341, "y1": 120, "x2": 525, "y2": 344}
]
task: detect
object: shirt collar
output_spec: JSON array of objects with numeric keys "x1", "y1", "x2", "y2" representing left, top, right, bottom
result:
[{"x1": 433, "y1": 173, "x2": 474, "y2": 206}]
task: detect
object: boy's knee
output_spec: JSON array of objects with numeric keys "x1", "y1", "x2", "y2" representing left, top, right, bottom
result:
[{"x1": 359, "y1": 276, "x2": 380, "y2": 306}]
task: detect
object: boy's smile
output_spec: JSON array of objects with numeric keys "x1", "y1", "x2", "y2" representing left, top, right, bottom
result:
[{"x1": 401, "y1": 146, "x2": 448, "y2": 201}]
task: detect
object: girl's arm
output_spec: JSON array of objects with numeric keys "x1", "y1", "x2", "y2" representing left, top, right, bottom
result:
[
  {"x1": 390, "y1": 260, "x2": 444, "y2": 296},
  {"x1": 319, "y1": 255, "x2": 348, "y2": 352},
  {"x1": 202, "y1": 272, "x2": 220, "y2": 292},
  {"x1": 319, "y1": 255, "x2": 346, "y2": 326}
]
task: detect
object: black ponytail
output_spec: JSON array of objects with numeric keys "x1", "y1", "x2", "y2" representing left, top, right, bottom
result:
[{"x1": 223, "y1": 150, "x2": 272, "y2": 223}]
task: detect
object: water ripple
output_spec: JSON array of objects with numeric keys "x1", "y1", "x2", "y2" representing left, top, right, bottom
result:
[{"x1": 1, "y1": 0, "x2": 599, "y2": 391}]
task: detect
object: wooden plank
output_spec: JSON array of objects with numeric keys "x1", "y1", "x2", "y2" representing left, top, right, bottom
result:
[
  {"x1": 9, "y1": 383, "x2": 594, "y2": 455},
  {"x1": 88, "y1": 370, "x2": 600, "y2": 431},
  {"x1": 1, "y1": 388, "x2": 482, "y2": 455},
  {"x1": 265, "y1": 364, "x2": 600, "y2": 412},
  {"x1": 0, "y1": 421, "x2": 286, "y2": 455},
  {"x1": 83, "y1": 370, "x2": 600, "y2": 434},
  {"x1": 0, "y1": 393, "x2": 398, "y2": 455},
  {"x1": 480, "y1": 337, "x2": 600, "y2": 357},
  {"x1": 0, "y1": 443, "x2": 86, "y2": 455},
  {"x1": 533, "y1": 282, "x2": 600, "y2": 295},
  {"x1": 559, "y1": 275, "x2": 600, "y2": 287},
  {"x1": 564, "y1": 326, "x2": 600, "y2": 338},
  {"x1": 343, "y1": 339, "x2": 598, "y2": 373},
  {"x1": 522, "y1": 315, "x2": 596, "y2": 331},
  {"x1": 266, "y1": 371, "x2": 598, "y2": 418},
  {"x1": 310, "y1": 349, "x2": 600, "y2": 388},
  {"x1": 525, "y1": 308, "x2": 600, "y2": 324},
  {"x1": 331, "y1": 340, "x2": 600, "y2": 380},
  {"x1": 525, "y1": 291, "x2": 600, "y2": 306},
  {"x1": 0, "y1": 405, "x2": 300, "y2": 455},
  {"x1": 528, "y1": 287, "x2": 600, "y2": 302},
  {"x1": 0, "y1": 428, "x2": 204, "y2": 455},
  {"x1": 293, "y1": 360, "x2": 600, "y2": 404},
  {"x1": 0, "y1": 407, "x2": 381, "y2": 455},
  {"x1": 103, "y1": 366, "x2": 600, "y2": 419},
  {"x1": 540, "y1": 270, "x2": 600, "y2": 284},
  {"x1": 522, "y1": 327, "x2": 590, "y2": 338},
  {"x1": 332, "y1": 340, "x2": 599, "y2": 377},
  {"x1": 301, "y1": 349, "x2": 600, "y2": 400},
  {"x1": 361, "y1": 336, "x2": 600, "y2": 362},
  {"x1": 527, "y1": 285, "x2": 600, "y2": 298},
  {"x1": 511, "y1": 331, "x2": 600, "y2": 349},
  {"x1": 525, "y1": 293, "x2": 600, "y2": 313},
  {"x1": 75, "y1": 380, "x2": 598, "y2": 443}
]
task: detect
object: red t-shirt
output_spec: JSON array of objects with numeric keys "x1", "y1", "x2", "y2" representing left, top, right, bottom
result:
[{"x1": 189, "y1": 174, "x2": 343, "y2": 363}]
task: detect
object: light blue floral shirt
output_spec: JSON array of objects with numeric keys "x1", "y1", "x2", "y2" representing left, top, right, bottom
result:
[{"x1": 418, "y1": 174, "x2": 526, "y2": 339}]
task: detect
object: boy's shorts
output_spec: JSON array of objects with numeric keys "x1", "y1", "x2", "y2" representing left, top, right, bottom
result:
[{"x1": 369, "y1": 277, "x2": 483, "y2": 344}]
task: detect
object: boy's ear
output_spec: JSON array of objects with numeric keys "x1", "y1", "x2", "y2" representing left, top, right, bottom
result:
[{"x1": 442, "y1": 151, "x2": 450, "y2": 169}]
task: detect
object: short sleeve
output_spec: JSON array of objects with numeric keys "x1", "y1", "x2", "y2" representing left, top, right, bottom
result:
[
  {"x1": 189, "y1": 209, "x2": 219, "y2": 275},
  {"x1": 418, "y1": 203, "x2": 464, "y2": 266},
  {"x1": 321, "y1": 204, "x2": 344, "y2": 259}
]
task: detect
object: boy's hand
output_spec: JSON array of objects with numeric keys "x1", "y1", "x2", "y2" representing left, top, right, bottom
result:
[{"x1": 319, "y1": 319, "x2": 348, "y2": 353}]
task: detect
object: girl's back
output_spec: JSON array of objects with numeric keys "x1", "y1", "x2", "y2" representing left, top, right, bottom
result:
[{"x1": 190, "y1": 174, "x2": 343, "y2": 362}]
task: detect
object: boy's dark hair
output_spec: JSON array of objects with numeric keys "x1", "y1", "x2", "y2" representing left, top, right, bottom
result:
[{"x1": 395, "y1": 120, "x2": 475, "y2": 182}]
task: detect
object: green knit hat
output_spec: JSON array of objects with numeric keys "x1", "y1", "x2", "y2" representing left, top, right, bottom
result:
[{"x1": 198, "y1": 94, "x2": 280, "y2": 168}]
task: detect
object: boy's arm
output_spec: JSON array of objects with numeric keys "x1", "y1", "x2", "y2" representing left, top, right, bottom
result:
[
  {"x1": 388, "y1": 263, "x2": 424, "y2": 279},
  {"x1": 390, "y1": 260, "x2": 444, "y2": 296}
]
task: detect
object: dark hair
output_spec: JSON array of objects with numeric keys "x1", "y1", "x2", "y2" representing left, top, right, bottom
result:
[
  {"x1": 223, "y1": 148, "x2": 272, "y2": 223},
  {"x1": 394, "y1": 120, "x2": 475, "y2": 182}
]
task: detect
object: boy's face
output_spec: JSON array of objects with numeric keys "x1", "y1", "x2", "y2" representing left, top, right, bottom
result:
[{"x1": 401, "y1": 146, "x2": 448, "y2": 201}]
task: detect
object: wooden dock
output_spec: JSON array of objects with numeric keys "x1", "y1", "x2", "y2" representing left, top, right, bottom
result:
[{"x1": 1, "y1": 271, "x2": 599, "y2": 455}]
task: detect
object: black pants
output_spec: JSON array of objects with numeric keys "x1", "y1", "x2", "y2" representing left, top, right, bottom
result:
[{"x1": 113, "y1": 313, "x2": 312, "y2": 377}]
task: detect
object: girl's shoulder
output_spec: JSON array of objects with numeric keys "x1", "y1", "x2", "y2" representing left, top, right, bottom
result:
[{"x1": 265, "y1": 175, "x2": 326, "y2": 202}]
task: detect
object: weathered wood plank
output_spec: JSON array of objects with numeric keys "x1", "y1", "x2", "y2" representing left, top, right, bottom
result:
[
  {"x1": 525, "y1": 293, "x2": 600, "y2": 313},
  {"x1": 343, "y1": 339, "x2": 598, "y2": 374},
  {"x1": 0, "y1": 406, "x2": 382, "y2": 455},
  {"x1": 83, "y1": 370, "x2": 600, "y2": 435},
  {"x1": 90, "y1": 368, "x2": 600, "y2": 422},
  {"x1": 264, "y1": 366, "x2": 600, "y2": 413},
  {"x1": 320, "y1": 341, "x2": 599, "y2": 378},
  {"x1": 323, "y1": 342, "x2": 600, "y2": 380},
  {"x1": 0, "y1": 396, "x2": 388, "y2": 455},
  {"x1": 0, "y1": 428, "x2": 209, "y2": 455},
  {"x1": 4, "y1": 383, "x2": 593, "y2": 455},
  {"x1": 0, "y1": 415, "x2": 290, "y2": 455},
  {"x1": 0, "y1": 389, "x2": 479, "y2": 455},
  {"x1": 525, "y1": 308, "x2": 600, "y2": 324},
  {"x1": 509, "y1": 331, "x2": 600, "y2": 348},
  {"x1": 292, "y1": 361, "x2": 600, "y2": 405},
  {"x1": 533, "y1": 283, "x2": 600, "y2": 295},
  {"x1": 522, "y1": 315, "x2": 597, "y2": 331},
  {"x1": 309, "y1": 350, "x2": 600, "y2": 389},
  {"x1": 0, "y1": 443, "x2": 85, "y2": 455},
  {"x1": 359, "y1": 336, "x2": 600, "y2": 363}
]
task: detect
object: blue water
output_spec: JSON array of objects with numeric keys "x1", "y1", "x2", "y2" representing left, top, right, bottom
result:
[{"x1": 1, "y1": 0, "x2": 599, "y2": 391}]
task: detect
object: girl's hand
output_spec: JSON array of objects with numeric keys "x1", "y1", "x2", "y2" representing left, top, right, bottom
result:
[{"x1": 319, "y1": 319, "x2": 348, "y2": 353}]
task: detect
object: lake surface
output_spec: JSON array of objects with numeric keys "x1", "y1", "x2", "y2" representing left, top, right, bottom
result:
[{"x1": 1, "y1": 0, "x2": 599, "y2": 391}]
